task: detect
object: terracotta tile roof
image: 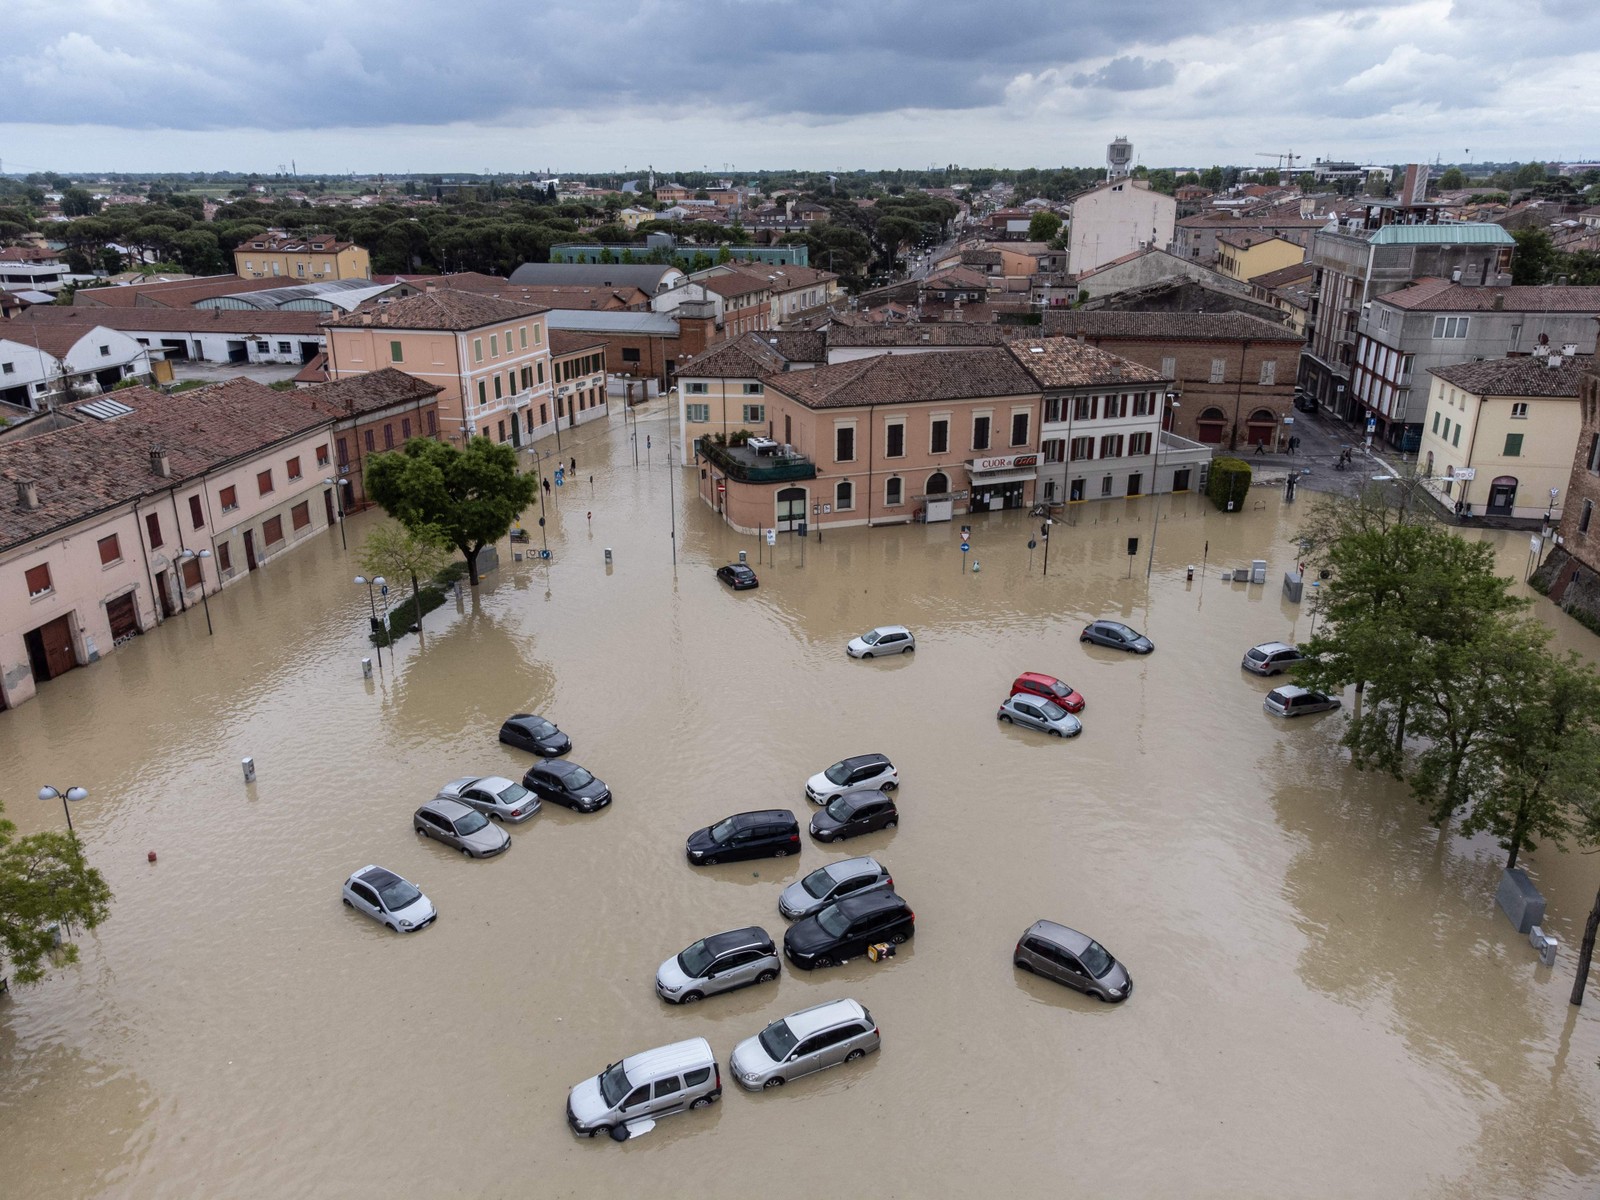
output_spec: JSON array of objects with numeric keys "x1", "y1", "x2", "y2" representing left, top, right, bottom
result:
[
  {"x1": 1176, "y1": 213, "x2": 1326, "y2": 229},
  {"x1": 15, "y1": 304, "x2": 325, "y2": 336},
  {"x1": 723, "y1": 261, "x2": 838, "y2": 289},
  {"x1": 1248, "y1": 262, "x2": 1315, "y2": 289},
  {"x1": 0, "y1": 378, "x2": 348, "y2": 550},
  {"x1": 72, "y1": 274, "x2": 284, "y2": 309},
  {"x1": 770, "y1": 348, "x2": 1039, "y2": 409},
  {"x1": 826, "y1": 323, "x2": 1015, "y2": 348},
  {"x1": 307, "y1": 367, "x2": 442, "y2": 415},
  {"x1": 1378, "y1": 282, "x2": 1600, "y2": 313},
  {"x1": 761, "y1": 330, "x2": 827, "y2": 363},
  {"x1": 680, "y1": 332, "x2": 790, "y2": 378},
  {"x1": 233, "y1": 231, "x2": 357, "y2": 254},
  {"x1": 1430, "y1": 353, "x2": 1592, "y2": 397},
  {"x1": 923, "y1": 266, "x2": 991, "y2": 291},
  {"x1": 549, "y1": 330, "x2": 607, "y2": 357},
  {"x1": 1216, "y1": 230, "x2": 1298, "y2": 250},
  {"x1": 322, "y1": 287, "x2": 548, "y2": 331},
  {"x1": 0, "y1": 246, "x2": 63, "y2": 263},
  {"x1": 960, "y1": 248, "x2": 1003, "y2": 267},
  {"x1": 1006, "y1": 340, "x2": 1165, "y2": 388},
  {"x1": 0, "y1": 322, "x2": 130, "y2": 360},
  {"x1": 293, "y1": 352, "x2": 329, "y2": 384},
  {"x1": 701, "y1": 273, "x2": 772, "y2": 300},
  {"x1": 1038, "y1": 310, "x2": 1304, "y2": 344}
]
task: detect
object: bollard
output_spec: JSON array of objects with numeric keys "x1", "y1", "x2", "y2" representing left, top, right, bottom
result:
[
  {"x1": 604, "y1": 547, "x2": 613, "y2": 563},
  {"x1": 147, "y1": 850, "x2": 157, "y2": 863},
  {"x1": 972, "y1": 560, "x2": 980, "y2": 572},
  {"x1": 1186, "y1": 564, "x2": 1195, "y2": 581},
  {"x1": 361, "y1": 657, "x2": 373, "y2": 678},
  {"x1": 242, "y1": 757, "x2": 256, "y2": 783},
  {"x1": 738, "y1": 549, "x2": 747, "y2": 564}
]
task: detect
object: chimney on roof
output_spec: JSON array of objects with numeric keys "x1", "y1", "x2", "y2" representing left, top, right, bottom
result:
[
  {"x1": 17, "y1": 481, "x2": 39, "y2": 510},
  {"x1": 150, "y1": 447, "x2": 171, "y2": 477},
  {"x1": 425, "y1": 283, "x2": 436, "y2": 294},
  {"x1": 1493, "y1": 293, "x2": 1504, "y2": 310}
]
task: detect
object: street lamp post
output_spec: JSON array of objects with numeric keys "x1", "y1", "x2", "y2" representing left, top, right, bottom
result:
[
  {"x1": 38, "y1": 784, "x2": 88, "y2": 838},
  {"x1": 323, "y1": 477, "x2": 347, "y2": 551},
  {"x1": 1041, "y1": 517, "x2": 1054, "y2": 577},
  {"x1": 176, "y1": 548, "x2": 214, "y2": 636},
  {"x1": 354, "y1": 574, "x2": 387, "y2": 670},
  {"x1": 1147, "y1": 395, "x2": 1180, "y2": 579}
]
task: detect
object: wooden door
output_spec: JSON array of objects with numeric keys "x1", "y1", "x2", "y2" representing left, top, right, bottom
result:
[
  {"x1": 244, "y1": 530, "x2": 258, "y2": 571},
  {"x1": 106, "y1": 592, "x2": 140, "y2": 642},
  {"x1": 37, "y1": 615, "x2": 77, "y2": 680}
]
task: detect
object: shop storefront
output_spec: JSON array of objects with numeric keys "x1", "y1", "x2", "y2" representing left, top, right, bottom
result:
[{"x1": 967, "y1": 452, "x2": 1038, "y2": 512}]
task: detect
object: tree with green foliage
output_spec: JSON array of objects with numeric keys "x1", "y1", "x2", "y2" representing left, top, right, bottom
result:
[
  {"x1": 1205, "y1": 457, "x2": 1251, "y2": 510},
  {"x1": 1511, "y1": 227, "x2": 1556, "y2": 285},
  {"x1": 359, "y1": 520, "x2": 453, "y2": 635},
  {"x1": 1201, "y1": 165, "x2": 1224, "y2": 191},
  {"x1": 1028, "y1": 211, "x2": 1062, "y2": 243},
  {"x1": 1436, "y1": 167, "x2": 1465, "y2": 191},
  {"x1": 0, "y1": 801, "x2": 113, "y2": 986},
  {"x1": 365, "y1": 437, "x2": 537, "y2": 586},
  {"x1": 60, "y1": 187, "x2": 99, "y2": 217}
]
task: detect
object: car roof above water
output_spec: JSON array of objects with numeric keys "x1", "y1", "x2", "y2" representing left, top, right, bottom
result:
[
  {"x1": 620, "y1": 1036, "x2": 715, "y2": 1079},
  {"x1": 704, "y1": 926, "x2": 775, "y2": 955},
  {"x1": 1025, "y1": 919, "x2": 1094, "y2": 954},
  {"x1": 781, "y1": 998, "x2": 868, "y2": 1040}
]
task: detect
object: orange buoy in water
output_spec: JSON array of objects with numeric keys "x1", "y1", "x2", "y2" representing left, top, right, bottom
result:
[{"x1": 147, "y1": 850, "x2": 157, "y2": 863}]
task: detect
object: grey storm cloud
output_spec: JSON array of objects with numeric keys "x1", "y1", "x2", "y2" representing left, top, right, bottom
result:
[
  {"x1": 2, "y1": 0, "x2": 1413, "y2": 131},
  {"x1": 1069, "y1": 56, "x2": 1176, "y2": 92}
]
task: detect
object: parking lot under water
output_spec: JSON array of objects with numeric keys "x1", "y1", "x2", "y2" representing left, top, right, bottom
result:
[{"x1": 3, "y1": 398, "x2": 1599, "y2": 1199}]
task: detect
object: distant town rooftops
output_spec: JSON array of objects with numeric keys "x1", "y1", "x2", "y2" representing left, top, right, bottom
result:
[
  {"x1": 1378, "y1": 280, "x2": 1600, "y2": 312},
  {"x1": 322, "y1": 287, "x2": 548, "y2": 330},
  {"x1": 1006, "y1": 340, "x2": 1165, "y2": 389},
  {"x1": 1430, "y1": 353, "x2": 1593, "y2": 397},
  {"x1": 1039, "y1": 309, "x2": 1304, "y2": 343},
  {"x1": 771, "y1": 347, "x2": 1039, "y2": 409}
]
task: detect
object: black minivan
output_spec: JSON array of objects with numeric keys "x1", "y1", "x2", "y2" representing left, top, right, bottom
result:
[
  {"x1": 686, "y1": 809, "x2": 801, "y2": 865},
  {"x1": 784, "y1": 890, "x2": 914, "y2": 969}
]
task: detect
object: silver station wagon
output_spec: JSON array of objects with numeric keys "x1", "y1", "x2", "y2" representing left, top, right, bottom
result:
[{"x1": 729, "y1": 998, "x2": 880, "y2": 1090}]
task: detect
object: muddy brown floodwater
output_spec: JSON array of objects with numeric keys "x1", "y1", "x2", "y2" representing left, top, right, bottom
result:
[{"x1": 3, "y1": 397, "x2": 1599, "y2": 1200}]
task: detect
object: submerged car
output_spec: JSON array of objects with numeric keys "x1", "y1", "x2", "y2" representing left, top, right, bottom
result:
[
  {"x1": 1242, "y1": 641, "x2": 1303, "y2": 677},
  {"x1": 522, "y1": 760, "x2": 611, "y2": 812},
  {"x1": 1264, "y1": 685, "x2": 1342, "y2": 717},
  {"x1": 567, "y1": 1038, "x2": 721, "y2": 1140},
  {"x1": 778, "y1": 857, "x2": 894, "y2": 920},
  {"x1": 1013, "y1": 919, "x2": 1131, "y2": 1002},
  {"x1": 846, "y1": 625, "x2": 915, "y2": 658},
  {"x1": 997, "y1": 694, "x2": 1083, "y2": 738},
  {"x1": 805, "y1": 753, "x2": 899, "y2": 804},
  {"x1": 809, "y1": 791, "x2": 898, "y2": 843},
  {"x1": 435, "y1": 775, "x2": 541, "y2": 823},
  {"x1": 728, "y1": 998, "x2": 881, "y2": 1090},
  {"x1": 716, "y1": 563, "x2": 759, "y2": 590},
  {"x1": 686, "y1": 809, "x2": 801, "y2": 864},
  {"x1": 784, "y1": 890, "x2": 913, "y2": 969},
  {"x1": 655, "y1": 926, "x2": 780, "y2": 1003},
  {"x1": 412, "y1": 797, "x2": 512, "y2": 858},
  {"x1": 497, "y1": 713, "x2": 571, "y2": 756},
  {"x1": 1080, "y1": 620, "x2": 1154, "y2": 654},
  {"x1": 342, "y1": 865, "x2": 437, "y2": 933},
  {"x1": 1010, "y1": 672, "x2": 1085, "y2": 713}
]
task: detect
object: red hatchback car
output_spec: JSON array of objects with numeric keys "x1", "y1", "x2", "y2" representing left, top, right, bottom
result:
[{"x1": 1010, "y1": 673, "x2": 1085, "y2": 714}]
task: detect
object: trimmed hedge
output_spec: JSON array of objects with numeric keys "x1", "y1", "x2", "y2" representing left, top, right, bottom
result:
[{"x1": 1207, "y1": 457, "x2": 1253, "y2": 512}]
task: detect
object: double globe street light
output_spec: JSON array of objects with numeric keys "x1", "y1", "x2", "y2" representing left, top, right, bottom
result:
[
  {"x1": 355, "y1": 574, "x2": 387, "y2": 671},
  {"x1": 39, "y1": 785, "x2": 88, "y2": 838}
]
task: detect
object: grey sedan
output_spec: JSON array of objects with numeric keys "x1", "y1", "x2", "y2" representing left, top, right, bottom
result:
[
  {"x1": 1014, "y1": 919, "x2": 1132, "y2": 1002},
  {"x1": 1080, "y1": 620, "x2": 1154, "y2": 654},
  {"x1": 778, "y1": 857, "x2": 894, "y2": 920},
  {"x1": 435, "y1": 775, "x2": 541, "y2": 823},
  {"x1": 413, "y1": 797, "x2": 511, "y2": 858},
  {"x1": 997, "y1": 694, "x2": 1083, "y2": 737}
]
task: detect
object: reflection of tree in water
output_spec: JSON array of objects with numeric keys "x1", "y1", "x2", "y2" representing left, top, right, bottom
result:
[
  {"x1": 384, "y1": 595, "x2": 551, "y2": 743},
  {"x1": 1266, "y1": 739, "x2": 1600, "y2": 1194}
]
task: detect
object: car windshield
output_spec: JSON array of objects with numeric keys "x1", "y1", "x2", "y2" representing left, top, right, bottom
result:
[
  {"x1": 376, "y1": 877, "x2": 421, "y2": 911},
  {"x1": 454, "y1": 810, "x2": 489, "y2": 836},
  {"x1": 1079, "y1": 940, "x2": 1114, "y2": 978},
  {"x1": 758, "y1": 1019, "x2": 798, "y2": 1062},
  {"x1": 710, "y1": 817, "x2": 737, "y2": 842},
  {"x1": 824, "y1": 761, "x2": 852, "y2": 785},
  {"x1": 1038, "y1": 700, "x2": 1067, "y2": 721},
  {"x1": 563, "y1": 767, "x2": 595, "y2": 789},
  {"x1": 599, "y1": 1061, "x2": 631, "y2": 1108},
  {"x1": 860, "y1": 629, "x2": 881, "y2": 645},
  {"x1": 825, "y1": 796, "x2": 853, "y2": 820},
  {"x1": 678, "y1": 939, "x2": 715, "y2": 977},
  {"x1": 1049, "y1": 681, "x2": 1072, "y2": 697},
  {"x1": 527, "y1": 719, "x2": 555, "y2": 737},
  {"x1": 800, "y1": 867, "x2": 836, "y2": 899},
  {"x1": 494, "y1": 782, "x2": 531, "y2": 806},
  {"x1": 816, "y1": 904, "x2": 850, "y2": 937}
]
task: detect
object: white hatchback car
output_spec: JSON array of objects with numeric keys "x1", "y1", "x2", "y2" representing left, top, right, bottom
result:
[
  {"x1": 805, "y1": 753, "x2": 899, "y2": 804},
  {"x1": 342, "y1": 865, "x2": 437, "y2": 933},
  {"x1": 847, "y1": 625, "x2": 915, "y2": 658}
]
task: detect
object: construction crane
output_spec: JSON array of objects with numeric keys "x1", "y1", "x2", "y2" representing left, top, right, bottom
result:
[{"x1": 1256, "y1": 152, "x2": 1302, "y2": 173}]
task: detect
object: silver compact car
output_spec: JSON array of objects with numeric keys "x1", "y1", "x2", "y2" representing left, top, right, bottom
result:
[
  {"x1": 413, "y1": 797, "x2": 511, "y2": 858},
  {"x1": 1080, "y1": 620, "x2": 1154, "y2": 654},
  {"x1": 655, "y1": 926, "x2": 780, "y2": 1003},
  {"x1": 435, "y1": 775, "x2": 541, "y2": 823},
  {"x1": 729, "y1": 998, "x2": 880, "y2": 1090},
  {"x1": 1013, "y1": 919, "x2": 1131, "y2": 1002},
  {"x1": 1264, "y1": 685, "x2": 1342, "y2": 717},
  {"x1": 997, "y1": 694, "x2": 1083, "y2": 737},
  {"x1": 342, "y1": 865, "x2": 437, "y2": 933},
  {"x1": 846, "y1": 625, "x2": 915, "y2": 658},
  {"x1": 778, "y1": 857, "x2": 894, "y2": 920},
  {"x1": 1242, "y1": 641, "x2": 1303, "y2": 676}
]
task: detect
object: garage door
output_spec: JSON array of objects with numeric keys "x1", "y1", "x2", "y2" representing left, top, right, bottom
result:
[{"x1": 106, "y1": 592, "x2": 140, "y2": 643}]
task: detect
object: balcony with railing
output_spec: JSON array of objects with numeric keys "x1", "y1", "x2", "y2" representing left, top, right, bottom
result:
[{"x1": 697, "y1": 438, "x2": 817, "y2": 483}]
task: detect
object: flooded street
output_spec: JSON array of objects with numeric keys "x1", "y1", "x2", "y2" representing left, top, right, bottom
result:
[{"x1": 3, "y1": 397, "x2": 1599, "y2": 1199}]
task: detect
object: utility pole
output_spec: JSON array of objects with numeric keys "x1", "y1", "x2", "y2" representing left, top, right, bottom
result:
[{"x1": 1571, "y1": 883, "x2": 1600, "y2": 1006}]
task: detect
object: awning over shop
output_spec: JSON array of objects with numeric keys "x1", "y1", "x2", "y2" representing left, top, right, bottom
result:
[{"x1": 969, "y1": 468, "x2": 1038, "y2": 486}]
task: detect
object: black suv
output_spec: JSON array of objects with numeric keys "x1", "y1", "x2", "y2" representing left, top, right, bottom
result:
[
  {"x1": 686, "y1": 809, "x2": 801, "y2": 865},
  {"x1": 522, "y1": 760, "x2": 611, "y2": 812},
  {"x1": 498, "y1": 713, "x2": 571, "y2": 756},
  {"x1": 784, "y1": 890, "x2": 914, "y2": 969},
  {"x1": 809, "y1": 791, "x2": 898, "y2": 843}
]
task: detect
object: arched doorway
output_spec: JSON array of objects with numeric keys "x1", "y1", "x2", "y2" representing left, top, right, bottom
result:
[
  {"x1": 775, "y1": 486, "x2": 807, "y2": 531},
  {"x1": 926, "y1": 471, "x2": 949, "y2": 496},
  {"x1": 1487, "y1": 475, "x2": 1519, "y2": 516},
  {"x1": 1197, "y1": 406, "x2": 1226, "y2": 444},
  {"x1": 1245, "y1": 408, "x2": 1277, "y2": 446}
]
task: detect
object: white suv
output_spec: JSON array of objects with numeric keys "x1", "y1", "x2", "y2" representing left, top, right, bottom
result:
[{"x1": 805, "y1": 753, "x2": 899, "y2": 804}]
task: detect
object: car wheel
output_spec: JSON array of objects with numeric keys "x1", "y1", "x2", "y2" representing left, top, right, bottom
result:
[
  {"x1": 415, "y1": 827, "x2": 426, "y2": 837},
  {"x1": 1094, "y1": 991, "x2": 1109, "y2": 1003},
  {"x1": 1051, "y1": 728, "x2": 1063, "y2": 738},
  {"x1": 703, "y1": 856, "x2": 720, "y2": 866},
  {"x1": 756, "y1": 969, "x2": 778, "y2": 984},
  {"x1": 774, "y1": 849, "x2": 789, "y2": 857},
  {"x1": 904, "y1": 644, "x2": 914, "y2": 653},
  {"x1": 890, "y1": 933, "x2": 907, "y2": 944},
  {"x1": 490, "y1": 812, "x2": 502, "y2": 821},
  {"x1": 690, "y1": 1097, "x2": 713, "y2": 1109},
  {"x1": 999, "y1": 714, "x2": 1012, "y2": 723},
  {"x1": 816, "y1": 832, "x2": 832, "y2": 843},
  {"x1": 609, "y1": 1125, "x2": 630, "y2": 1143},
  {"x1": 460, "y1": 846, "x2": 472, "y2": 857},
  {"x1": 763, "y1": 1077, "x2": 785, "y2": 1090},
  {"x1": 342, "y1": 898, "x2": 353, "y2": 908},
  {"x1": 813, "y1": 955, "x2": 836, "y2": 969},
  {"x1": 885, "y1": 818, "x2": 897, "y2": 828},
  {"x1": 861, "y1": 652, "x2": 873, "y2": 659},
  {"x1": 846, "y1": 1049, "x2": 866, "y2": 1062},
  {"x1": 882, "y1": 781, "x2": 897, "y2": 792},
  {"x1": 1015, "y1": 958, "x2": 1033, "y2": 973},
  {"x1": 386, "y1": 922, "x2": 398, "y2": 932},
  {"x1": 681, "y1": 991, "x2": 703, "y2": 1004}
]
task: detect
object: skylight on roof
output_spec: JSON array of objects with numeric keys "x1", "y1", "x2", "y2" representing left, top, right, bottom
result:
[{"x1": 79, "y1": 397, "x2": 135, "y2": 420}]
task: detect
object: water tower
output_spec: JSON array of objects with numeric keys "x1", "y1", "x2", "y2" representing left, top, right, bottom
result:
[{"x1": 1107, "y1": 136, "x2": 1133, "y2": 181}]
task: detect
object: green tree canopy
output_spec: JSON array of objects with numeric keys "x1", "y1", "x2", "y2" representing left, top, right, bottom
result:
[
  {"x1": 1028, "y1": 211, "x2": 1063, "y2": 242},
  {"x1": 0, "y1": 802, "x2": 113, "y2": 986},
  {"x1": 1436, "y1": 166, "x2": 1466, "y2": 191},
  {"x1": 359, "y1": 520, "x2": 452, "y2": 633},
  {"x1": 365, "y1": 437, "x2": 537, "y2": 586},
  {"x1": 1511, "y1": 228, "x2": 1556, "y2": 285}
]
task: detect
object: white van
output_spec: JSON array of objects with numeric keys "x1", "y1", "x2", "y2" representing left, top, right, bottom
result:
[{"x1": 567, "y1": 1037, "x2": 721, "y2": 1140}]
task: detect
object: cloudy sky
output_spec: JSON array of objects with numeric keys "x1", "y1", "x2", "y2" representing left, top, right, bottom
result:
[{"x1": 3, "y1": 0, "x2": 1596, "y2": 175}]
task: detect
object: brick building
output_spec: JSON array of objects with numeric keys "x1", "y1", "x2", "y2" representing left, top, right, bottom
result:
[{"x1": 1538, "y1": 355, "x2": 1600, "y2": 614}]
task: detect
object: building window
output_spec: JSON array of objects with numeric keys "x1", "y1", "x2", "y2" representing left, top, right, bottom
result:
[
  {"x1": 836, "y1": 480, "x2": 854, "y2": 511},
  {"x1": 537, "y1": 362, "x2": 545, "y2": 383},
  {"x1": 621, "y1": 348, "x2": 641, "y2": 363},
  {"x1": 278, "y1": 341, "x2": 291, "y2": 354},
  {"x1": 389, "y1": 341, "x2": 403, "y2": 364},
  {"x1": 181, "y1": 558, "x2": 202, "y2": 589},
  {"x1": 477, "y1": 381, "x2": 487, "y2": 406},
  {"x1": 1103, "y1": 395, "x2": 1127, "y2": 420},
  {"x1": 1073, "y1": 396, "x2": 1096, "y2": 421},
  {"x1": 1259, "y1": 360, "x2": 1277, "y2": 386},
  {"x1": 1011, "y1": 412, "x2": 1029, "y2": 446},
  {"x1": 1099, "y1": 434, "x2": 1124, "y2": 459},
  {"x1": 972, "y1": 415, "x2": 991, "y2": 451},
  {"x1": 742, "y1": 404, "x2": 765, "y2": 423},
  {"x1": 25, "y1": 563, "x2": 52, "y2": 598},
  {"x1": 1582, "y1": 500, "x2": 1594, "y2": 534},
  {"x1": 686, "y1": 403, "x2": 710, "y2": 422},
  {"x1": 1128, "y1": 431, "x2": 1152, "y2": 455},
  {"x1": 743, "y1": 383, "x2": 764, "y2": 395},
  {"x1": 1504, "y1": 433, "x2": 1523, "y2": 456},
  {"x1": 1160, "y1": 356, "x2": 1176, "y2": 379},
  {"x1": 98, "y1": 534, "x2": 122, "y2": 566},
  {"x1": 885, "y1": 476, "x2": 903, "y2": 506},
  {"x1": 427, "y1": 411, "x2": 437, "y2": 436},
  {"x1": 257, "y1": 469, "x2": 274, "y2": 496},
  {"x1": 533, "y1": 325, "x2": 542, "y2": 345},
  {"x1": 1100, "y1": 476, "x2": 1114, "y2": 496},
  {"x1": 519, "y1": 326, "x2": 528, "y2": 349},
  {"x1": 336, "y1": 438, "x2": 349, "y2": 466},
  {"x1": 1511, "y1": 403, "x2": 1528, "y2": 419},
  {"x1": 1587, "y1": 433, "x2": 1600, "y2": 474},
  {"x1": 473, "y1": 338, "x2": 483, "y2": 363},
  {"x1": 263, "y1": 515, "x2": 284, "y2": 546},
  {"x1": 490, "y1": 334, "x2": 499, "y2": 358},
  {"x1": 220, "y1": 485, "x2": 238, "y2": 512},
  {"x1": 364, "y1": 429, "x2": 376, "y2": 452},
  {"x1": 1043, "y1": 439, "x2": 1065, "y2": 463},
  {"x1": 1132, "y1": 392, "x2": 1155, "y2": 417},
  {"x1": 100, "y1": 344, "x2": 111, "y2": 357},
  {"x1": 401, "y1": 417, "x2": 412, "y2": 440},
  {"x1": 686, "y1": 382, "x2": 708, "y2": 394},
  {"x1": 287, "y1": 456, "x2": 302, "y2": 481},
  {"x1": 930, "y1": 418, "x2": 949, "y2": 454},
  {"x1": 217, "y1": 542, "x2": 232, "y2": 572},
  {"x1": 497, "y1": 419, "x2": 506, "y2": 442},
  {"x1": 383, "y1": 424, "x2": 395, "y2": 449},
  {"x1": 836, "y1": 426, "x2": 855, "y2": 462},
  {"x1": 1432, "y1": 411, "x2": 1440, "y2": 434},
  {"x1": 146, "y1": 511, "x2": 164, "y2": 548},
  {"x1": 291, "y1": 500, "x2": 311, "y2": 531},
  {"x1": 316, "y1": 443, "x2": 330, "y2": 466},
  {"x1": 1070, "y1": 436, "x2": 1094, "y2": 461},
  {"x1": 189, "y1": 494, "x2": 204, "y2": 529},
  {"x1": 885, "y1": 423, "x2": 905, "y2": 458},
  {"x1": 1433, "y1": 316, "x2": 1470, "y2": 339},
  {"x1": 1452, "y1": 424, "x2": 1461, "y2": 447},
  {"x1": 1209, "y1": 358, "x2": 1226, "y2": 383}
]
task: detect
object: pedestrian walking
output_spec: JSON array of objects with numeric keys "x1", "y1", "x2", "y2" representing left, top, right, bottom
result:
[
  {"x1": 570, "y1": 457, "x2": 576, "y2": 473},
  {"x1": 542, "y1": 476, "x2": 551, "y2": 495},
  {"x1": 1255, "y1": 442, "x2": 1266, "y2": 457}
]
